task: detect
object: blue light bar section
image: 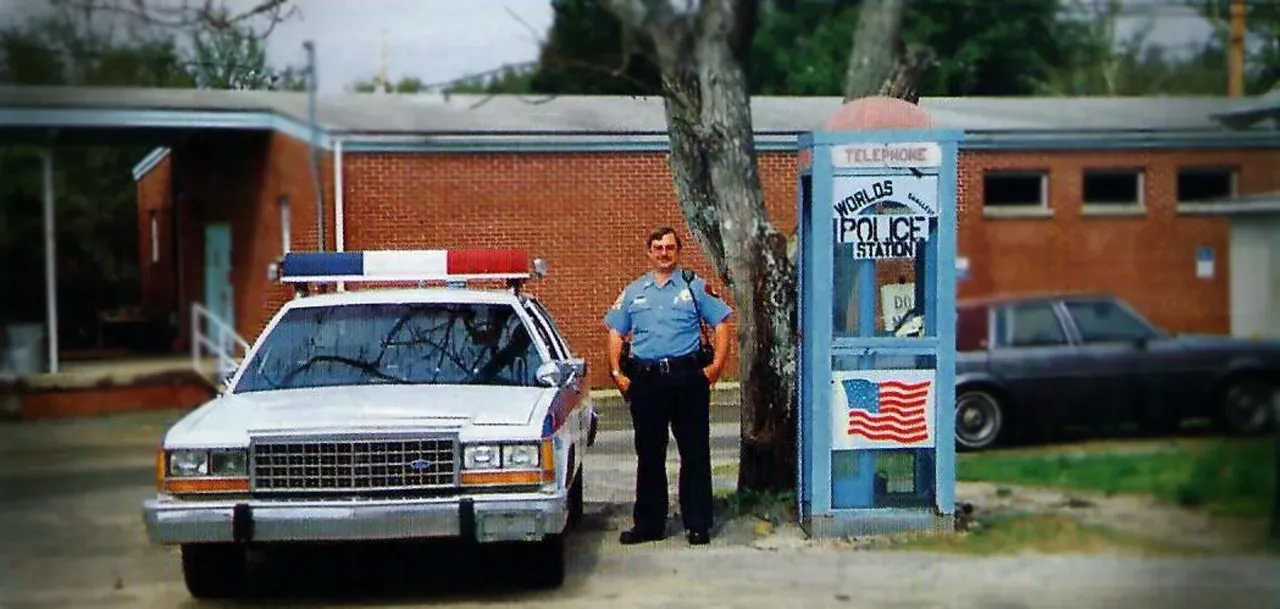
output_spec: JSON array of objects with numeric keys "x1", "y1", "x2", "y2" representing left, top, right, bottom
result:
[{"x1": 282, "y1": 252, "x2": 363, "y2": 278}]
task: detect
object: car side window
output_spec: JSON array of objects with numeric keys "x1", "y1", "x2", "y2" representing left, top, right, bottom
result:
[
  {"x1": 1063, "y1": 300, "x2": 1155, "y2": 343},
  {"x1": 956, "y1": 305, "x2": 990, "y2": 351},
  {"x1": 1008, "y1": 302, "x2": 1069, "y2": 347},
  {"x1": 522, "y1": 302, "x2": 564, "y2": 360},
  {"x1": 529, "y1": 299, "x2": 573, "y2": 357}
]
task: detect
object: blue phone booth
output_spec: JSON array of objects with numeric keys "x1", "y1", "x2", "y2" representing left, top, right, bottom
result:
[{"x1": 795, "y1": 128, "x2": 963, "y2": 537}]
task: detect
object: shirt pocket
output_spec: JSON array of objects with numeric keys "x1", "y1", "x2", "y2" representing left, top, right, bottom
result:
[
  {"x1": 627, "y1": 300, "x2": 655, "y2": 324},
  {"x1": 671, "y1": 293, "x2": 701, "y2": 325}
]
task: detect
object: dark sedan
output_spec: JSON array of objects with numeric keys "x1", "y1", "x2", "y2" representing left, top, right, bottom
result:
[{"x1": 951, "y1": 292, "x2": 1280, "y2": 450}]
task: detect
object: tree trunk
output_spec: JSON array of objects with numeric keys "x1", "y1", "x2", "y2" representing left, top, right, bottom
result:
[
  {"x1": 603, "y1": 0, "x2": 797, "y2": 492},
  {"x1": 843, "y1": 0, "x2": 907, "y2": 101},
  {"x1": 602, "y1": 0, "x2": 919, "y2": 494}
]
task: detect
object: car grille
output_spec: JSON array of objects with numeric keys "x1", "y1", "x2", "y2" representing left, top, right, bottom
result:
[{"x1": 250, "y1": 437, "x2": 458, "y2": 493}]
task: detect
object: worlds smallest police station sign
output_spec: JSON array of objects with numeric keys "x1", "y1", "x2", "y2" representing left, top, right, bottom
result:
[{"x1": 831, "y1": 173, "x2": 940, "y2": 260}]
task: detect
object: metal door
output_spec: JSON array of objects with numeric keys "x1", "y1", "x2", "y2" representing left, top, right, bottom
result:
[{"x1": 204, "y1": 223, "x2": 234, "y2": 353}]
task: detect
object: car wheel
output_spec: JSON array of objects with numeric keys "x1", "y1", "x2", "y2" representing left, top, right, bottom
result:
[
  {"x1": 181, "y1": 543, "x2": 246, "y2": 599},
  {"x1": 955, "y1": 389, "x2": 1004, "y2": 451},
  {"x1": 1220, "y1": 377, "x2": 1274, "y2": 435},
  {"x1": 527, "y1": 534, "x2": 566, "y2": 589},
  {"x1": 567, "y1": 466, "x2": 584, "y2": 528}
]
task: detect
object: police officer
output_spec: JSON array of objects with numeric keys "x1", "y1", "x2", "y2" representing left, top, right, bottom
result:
[{"x1": 603, "y1": 226, "x2": 732, "y2": 546}]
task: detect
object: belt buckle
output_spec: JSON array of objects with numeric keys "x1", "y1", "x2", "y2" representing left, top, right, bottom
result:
[{"x1": 658, "y1": 358, "x2": 671, "y2": 374}]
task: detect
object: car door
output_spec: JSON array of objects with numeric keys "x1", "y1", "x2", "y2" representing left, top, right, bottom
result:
[
  {"x1": 986, "y1": 299, "x2": 1095, "y2": 434},
  {"x1": 1058, "y1": 297, "x2": 1185, "y2": 430}
]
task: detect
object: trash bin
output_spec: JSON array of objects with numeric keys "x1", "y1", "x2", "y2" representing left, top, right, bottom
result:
[{"x1": 2, "y1": 323, "x2": 46, "y2": 375}]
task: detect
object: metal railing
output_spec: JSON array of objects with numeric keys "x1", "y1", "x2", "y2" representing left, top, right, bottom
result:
[{"x1": 190, "y1": 302, "x2": 250, "y2": 388}]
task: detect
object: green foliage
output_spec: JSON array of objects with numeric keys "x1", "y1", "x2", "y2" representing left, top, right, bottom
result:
[
  {"x1": 529, "y1": 0, "x2": 661, "y2": 95},
  {"x1": 522, "y1": 0, "x2": 1241, "y2": 97}
]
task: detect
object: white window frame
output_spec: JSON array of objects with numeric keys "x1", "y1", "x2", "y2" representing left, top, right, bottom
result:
[
  {"x1": 279, "y1": 195, "x2": 291, "y2": 254},
  {"x1": 1081, "y1": 168, "x2": 1146, "y2": 217},
  {"x1": 149, "y1": 210, "x2": 159, "y2": 264},
  {"x1": 1175, "y1": 166, "x2": 1239, "y2": 211},
  {"x1": 982, "y1": 169, "x2": 1052, "y2": 219}
]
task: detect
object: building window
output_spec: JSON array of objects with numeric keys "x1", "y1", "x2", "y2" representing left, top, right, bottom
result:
[
  {"x1": 1082, "y1": 169, "x2": 1143, "y2": 206},
  {"x1": 279, "y1": 195, "x2": 291, "y2": 254},
  {"x1": 1177, "y1": 167, "x2": 1236, "y2": 203},
  {"x1": 983, "y1": 171, "x2": 1047, "y2": 208},
  {"x1": 149, "y1": 210, "x2": 159, "y2": 264}
]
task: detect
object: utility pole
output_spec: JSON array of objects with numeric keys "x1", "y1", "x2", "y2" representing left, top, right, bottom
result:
[
  {"x1": 379, "y1": 28, "x2": 389, "y2": 93},
  {"x1": 303, "y1": 40, "x2": 325, "y2": 251},
  {"x1": 1228, "y1": 0, "x2": 1246, "y2": 97}
]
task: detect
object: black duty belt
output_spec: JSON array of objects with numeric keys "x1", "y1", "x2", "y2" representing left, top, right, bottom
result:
[{"x1": 628, "y1": 352, "x2": 702, "y2": 376}]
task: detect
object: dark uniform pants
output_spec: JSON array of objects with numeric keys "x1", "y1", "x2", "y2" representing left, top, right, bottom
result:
[{"x1": 627, "y1": 364, "x2": 712, "y2": 534}]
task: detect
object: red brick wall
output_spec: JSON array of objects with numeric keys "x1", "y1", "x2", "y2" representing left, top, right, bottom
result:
[
  {"x1": 138, "y1": 139, "x2": 1277, "y2": 390},
  {"x1": 956, "y1": 149, "x2": 1278, "y2": 334},
  {"x1": 138, "y1": 131, "x2": 335, "y2": 351},
  {"x1": 136, "y1": 153, "x2": 175, "y2": 327}
]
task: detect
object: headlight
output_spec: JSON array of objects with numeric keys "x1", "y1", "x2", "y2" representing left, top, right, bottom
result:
[
  {"x1": 502, "y1": 444, "x2": 540, "y2": 469},
  {"x1": 166, "y1": 448, "x2": 248, "y2": 478},
  {"x1": 463, "y1": 445, "x2": 500, "y2": 469},
  {"x1": 463, "y1": 443, "x2": 541, "y2": 469},
  {"x1": 168, "y1": 450, "x2": 208, "y2": 477}
]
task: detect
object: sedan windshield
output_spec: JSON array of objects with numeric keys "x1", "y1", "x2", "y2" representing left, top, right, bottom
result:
[{"x1": 233, "y1": 302, "x2": 544, "y2": 393}]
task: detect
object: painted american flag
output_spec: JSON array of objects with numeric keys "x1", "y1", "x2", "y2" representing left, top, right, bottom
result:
[{"x1": 842, "y1": 378, "x2": 932, "y2": 445}]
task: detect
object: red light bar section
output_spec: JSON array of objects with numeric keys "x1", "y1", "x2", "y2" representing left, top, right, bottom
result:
[{"x1": 446, "y1": 249, "x2": 528, "y2": 276}]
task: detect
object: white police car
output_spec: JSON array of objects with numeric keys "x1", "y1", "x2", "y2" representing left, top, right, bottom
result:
[{"x1": 141, "y1": 249, "x2": 598, "y2": 598}]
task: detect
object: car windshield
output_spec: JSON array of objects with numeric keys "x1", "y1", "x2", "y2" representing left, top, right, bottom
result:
[{"x1": 232, "y1": 301, "x2": 544, "y2": 393}]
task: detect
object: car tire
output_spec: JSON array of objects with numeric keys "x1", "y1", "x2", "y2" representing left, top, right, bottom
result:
[
  {"x1": 181, "y1": 543, "x2": 246, "y2": 599},
  {"x1": 1220, "y1": 377, "x2": 1274, "y2": 436},
  {"x1": 567, "y1": 466, "x2": 584, "y2": 528},
  {"x1": 527, "y1": 533, "x2": 566, "y2": 589},
  {"x1": 955, "y1": 389, "x2": 1004, "y2": 451}
]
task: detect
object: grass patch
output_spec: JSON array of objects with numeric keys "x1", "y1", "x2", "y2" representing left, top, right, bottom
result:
[
  {"x1": 894, "y1": 512, "x2": 1204, "y2": 556},
  {"x1": 714, "y1": 486, "x2": 796, "y2": 521},
  {"x1": 959, "y1": 437, "x2": 1276, "y2": 518}
]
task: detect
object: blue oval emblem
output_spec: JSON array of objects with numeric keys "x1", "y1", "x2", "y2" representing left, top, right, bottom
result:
[{"x1": 408, "y1": 459, "x2": 432, "y2": 471}]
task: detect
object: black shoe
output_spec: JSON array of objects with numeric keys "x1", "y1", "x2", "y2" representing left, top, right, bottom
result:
[
  {"x1": 619, "y1": 528, "x2": 665, "y2": 545},
  {"x1": 686, "y1": 530, "x2": 710, "y2": 545}
]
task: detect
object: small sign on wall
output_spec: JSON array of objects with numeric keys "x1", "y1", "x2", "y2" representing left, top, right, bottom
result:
[
  {"x1": 880, "y1": 283, "x2": 915, "y2": 332},
  {"x1": 1196, "y1": 246, "x2": 1215, "y2": 280}
]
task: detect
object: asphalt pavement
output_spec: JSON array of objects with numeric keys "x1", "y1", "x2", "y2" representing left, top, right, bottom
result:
[{"x1": 0, "y1": 407, "x2": 1277, "y2": 609}]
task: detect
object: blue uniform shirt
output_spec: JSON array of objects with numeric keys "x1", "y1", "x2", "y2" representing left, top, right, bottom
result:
[{"x1": 603, "y1": 269, "x2": 733, "y2": 360}]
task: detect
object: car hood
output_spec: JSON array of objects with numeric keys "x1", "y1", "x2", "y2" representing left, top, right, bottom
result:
[{"x1": 164, "y1": 384, "x2": 550, "y2": 447}]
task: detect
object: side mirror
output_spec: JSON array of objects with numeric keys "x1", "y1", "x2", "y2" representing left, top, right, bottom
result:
[
  {"x1": 535, "y1": 361, "x2": 564, "y2": 387},
  {"x1": 217, "y1": 360, "x2": 240, "y2": 394},
  {"x1": 567, "y1": 357, "x2": 586, "y2": 378}
]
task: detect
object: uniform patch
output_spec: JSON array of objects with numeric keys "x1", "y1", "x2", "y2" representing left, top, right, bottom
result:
[
  {"x1": 677, "y1": 289, "x2": 693, "y2": 303},
  {"x1": 704, "y1": 283, "x2": 719, "y2": 298}
]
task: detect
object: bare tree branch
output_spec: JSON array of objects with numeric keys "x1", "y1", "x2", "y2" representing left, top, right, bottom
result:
[{"x1": 49, "y1": 0, "x2": 298, "y2": 38}]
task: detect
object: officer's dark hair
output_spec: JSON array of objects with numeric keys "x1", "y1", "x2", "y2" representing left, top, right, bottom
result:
[{"x1": 646, "y1": 226, "x2": 682, "y2": 250}]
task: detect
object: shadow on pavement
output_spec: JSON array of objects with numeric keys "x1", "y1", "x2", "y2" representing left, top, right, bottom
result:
[{"x1": 232, "y1": 506, "x2": 621, "y2": 603}]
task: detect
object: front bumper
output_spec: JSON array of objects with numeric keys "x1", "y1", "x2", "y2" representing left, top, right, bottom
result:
[{"x1": 142, "y1": 492, "x2": 568, "y2": 545}]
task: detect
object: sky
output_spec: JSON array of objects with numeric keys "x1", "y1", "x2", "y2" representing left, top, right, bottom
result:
[{"x1": 0, "y1": 0, "x2": 1217, "y2": 95}]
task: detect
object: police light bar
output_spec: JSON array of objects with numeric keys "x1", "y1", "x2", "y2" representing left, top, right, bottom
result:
[{"x1": 279, "y1": 249, "x2": 536, "y2": 284}]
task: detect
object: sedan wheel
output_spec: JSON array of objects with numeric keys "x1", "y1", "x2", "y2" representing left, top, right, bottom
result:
[
  {"x1": 1222, "y1": 379, "x2": 1274, "y2": 435},
  {"x1": 956, "y1": 390, "x2": 1004, "y2": 451}
]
